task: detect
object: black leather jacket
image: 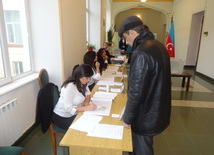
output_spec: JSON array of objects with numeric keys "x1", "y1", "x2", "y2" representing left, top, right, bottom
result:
[{"x1": 123, "y1": 30, "x2": 171, "y2": 136}]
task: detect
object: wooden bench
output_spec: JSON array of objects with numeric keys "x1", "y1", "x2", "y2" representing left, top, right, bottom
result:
[{"x1": 171, "y1": 72, "x2": 192, "y2": 92}]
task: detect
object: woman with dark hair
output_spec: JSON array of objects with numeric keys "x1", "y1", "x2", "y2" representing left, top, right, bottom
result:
[
  {"x1": 103, "y1": 42, "x2": 115, "y2": 61},
  {"x1": 97, "y1": 48, "x2": 108, "y2": 73},
  {"x1": 53, "y1": 64, "x2": 97, "y2": 130},
  {"x1": 83, "y1": 51, "x2": 101, "y2": 91}
]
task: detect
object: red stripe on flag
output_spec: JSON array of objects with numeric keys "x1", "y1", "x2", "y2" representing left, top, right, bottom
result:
[{"x1": 166, "y1": 35, "x2": 175, "y2": 57}]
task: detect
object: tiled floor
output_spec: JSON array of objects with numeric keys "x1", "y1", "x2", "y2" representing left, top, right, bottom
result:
[{"x1": 18, "y1": 67, "x2": 214, "y2": 155}]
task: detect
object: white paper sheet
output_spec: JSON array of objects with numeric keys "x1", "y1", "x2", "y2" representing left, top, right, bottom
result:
[
  {"x1": 98, "y1": 86, "x2": 107, "y2": 91},
  {"x1": 101, "y1": 75, "x2": 115, "y2": 79},
  {"x1": 112, "y1": 114, "x2": 120, "y2": 118},
  {"x1": 110, "y1": 88, "x2": 122, "y2": 93},
  {"x1": 87, "y1": 124, "x2": 124, "y2": 140},
  {"x1": 114, "y1": 64, "x2": 122, "y2": 67},
  {"x1": 69, "y1": 114, "x2": 102, "y2": 132},
  {"x1": 84, "y1": 98, "x2": 112, "y2": 116},
  {"x1": 114, "y1": 82, "x2": 123, "y2": 86},
  {"x1": 100, "y1": 77, "x2": 115, "y2": 81},
  {"x1": 93, "y1": 92, "x2": 117, "y2": 99},
  {"x1": 96, "y1": 80, "x2": 115, "y2": 86}
]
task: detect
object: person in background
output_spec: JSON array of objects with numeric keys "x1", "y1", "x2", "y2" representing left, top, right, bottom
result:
[
  {"x1": 119, "y1": 37, "x2": 128, "y2": 55},
  {"x1": 83, "y1": 51, "x2": 101, "y2": 91},
  {"x1": 118, "y1": 16, "x2": 171, "y2": 155},
  {"x1": 52, "y1": 64, "x2": 97, "y2": 130},
  {"x1": 97, "y1": 48, "x2": 108, "y2": 74},
  {"x1": 103, "y1": 42, "x2": 115, "y2": 63}
]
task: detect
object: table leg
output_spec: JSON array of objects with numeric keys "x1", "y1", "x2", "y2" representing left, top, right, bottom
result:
[
  {"x1": 182, "y1": 77, "x2": 186, "y2": 87},
  {"x1": 186, "y1": 77, "x2": 191, "y2": 92}
]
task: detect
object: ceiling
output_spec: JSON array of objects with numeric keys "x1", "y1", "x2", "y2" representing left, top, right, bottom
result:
[{"x1": 113, "y1": 0, "x2": 173, "y2": 2}]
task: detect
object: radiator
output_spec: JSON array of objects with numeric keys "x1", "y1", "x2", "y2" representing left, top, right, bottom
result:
[{"x1": 0, "y1": 98, "x2": 22, "y2": 146}]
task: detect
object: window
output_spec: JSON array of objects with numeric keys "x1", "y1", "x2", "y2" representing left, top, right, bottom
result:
[
  {"x1": 0, "y1": 0, "x2": 32, "y2": 85},
  {"x1": 13, "y1": 61, "x2": 23, "y2": 75},
  {"x1": 5, "y1": 10, "x2": 22, "y2": 44}
]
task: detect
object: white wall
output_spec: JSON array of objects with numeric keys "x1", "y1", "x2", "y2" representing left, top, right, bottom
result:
[
  {"x1": 172, "y1": 0, "x2": 214, "y2": 79},
  {"x1": 197, "y1": 0, "x2": 214, "y2": 79},
  {"x1": 0, "y1": 79, "x2": 39, "y2": 145},
  {"x1": 172, "y1": 0, "x2": 207, "y2": 60},
  {"x1": 30, "y1": 0, "x2": 63, "y2": 87}
]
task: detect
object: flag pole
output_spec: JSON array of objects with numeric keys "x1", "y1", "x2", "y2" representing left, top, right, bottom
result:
[
  {"x1": 171, "y1": 11, "x2": 174, "y2": 23},
  {"x1": 166, "y1": 12, "x2": 175, "y2": 57}
]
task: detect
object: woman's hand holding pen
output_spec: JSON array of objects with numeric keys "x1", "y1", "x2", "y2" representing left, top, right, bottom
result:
[
  {"x1": 86, "y1": 104, "x2": 97, "y2": 111},
  {"x1": 75, "y1": 103, "x2": 96, "y2": 112}
]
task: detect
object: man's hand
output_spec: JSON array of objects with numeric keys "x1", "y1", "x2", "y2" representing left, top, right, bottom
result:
[{"x1": 123, "y1": 121, "x2": 131, "y2": 128}]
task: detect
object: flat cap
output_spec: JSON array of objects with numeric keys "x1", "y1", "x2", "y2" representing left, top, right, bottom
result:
[{"x1": 118, "y1": 16, "x2": 143, "y2": 37}]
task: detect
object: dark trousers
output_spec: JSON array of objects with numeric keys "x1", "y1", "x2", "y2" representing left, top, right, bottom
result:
[
  {"x1": 131, "y1": 131, "x2": 154, "y2": 155},
  {"x1": 52, "y1": 112, "x2": 76, "y2": 130}
]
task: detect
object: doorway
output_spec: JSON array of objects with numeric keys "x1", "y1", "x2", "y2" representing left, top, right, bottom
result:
[{"x1": 186, "y1": 11, "x2": 204, "y2": 67}]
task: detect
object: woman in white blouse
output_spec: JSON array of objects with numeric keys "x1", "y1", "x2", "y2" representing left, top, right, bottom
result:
[
  {"x1": 83, "y1": 51, "x2": 101, "y2": 91},
  {"x1": 53, "y1": 64, "x2": 97, "y2": 129}
]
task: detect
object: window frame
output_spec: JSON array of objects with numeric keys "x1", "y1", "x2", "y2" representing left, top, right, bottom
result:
[{"x1": 0, "y1": 0, "x2": 33, "y2": 86}]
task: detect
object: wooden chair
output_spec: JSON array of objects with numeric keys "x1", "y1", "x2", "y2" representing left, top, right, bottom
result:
[
  {"x1": 37, "y1": 70, "x2": 66, "y2": 155},
  {"x1": 38, "y1": 68, "x2": 49, "y2": 88},
  {"x1": 49, "y1": 85, "x2": 66, "y2": 155},
  {"x1": 0, "y1": 146, "x2": 26, "y2": 155}
]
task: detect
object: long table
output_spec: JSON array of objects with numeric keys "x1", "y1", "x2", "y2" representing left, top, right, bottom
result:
[{"x1": 59, "y1": 66, "x2": 132, "y2": 155}]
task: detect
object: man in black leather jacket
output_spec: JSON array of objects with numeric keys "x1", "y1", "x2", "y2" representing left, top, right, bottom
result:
[{"x1": 119, "y1": 16, "x2": 171, "y2": 155}]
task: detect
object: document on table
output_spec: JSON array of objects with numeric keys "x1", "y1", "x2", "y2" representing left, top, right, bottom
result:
[
  {"x1": 105, "y1": 66, "x2": 119, "y2": 71},
  {"x1": 69, "y1": 114, "x2": 102, "y2": 132},
  {"x1": 93, "y1": 92, "x2": 117, "y2": 99},
  {"x1": 84, "y1": 98, "x2": 112, "y2": 116},
  {"x1": 96, "y1": 80, "x2": 115, "y2": 86},
  {"x1": 87, "y1": 124, "x2": 124, "y2": 140},
  {"x1": 101, "y1": 75, "x2": 115, "y2": 79},
  {"x1": 110, "y1": 87, "x2": 123, "y2": 93},
  {"x1": 114, "y1": 64, "x2": 122, "y2": 67},
  {"x1": 114, "y1": 82, "x2": 123, "y2": 86}
]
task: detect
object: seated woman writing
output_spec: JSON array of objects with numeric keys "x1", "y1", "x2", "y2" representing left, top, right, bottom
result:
[
  {"x1": 52, "y1": 64, "x2": 97, "y2": 130},
  {"x1": 83, "y1": 51, "x2": 101, "y2": 91}
]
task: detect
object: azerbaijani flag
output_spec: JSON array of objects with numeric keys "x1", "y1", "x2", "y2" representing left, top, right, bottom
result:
[{"x1": 166, "y1": 20, "x2": 175, "y2": 57}]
